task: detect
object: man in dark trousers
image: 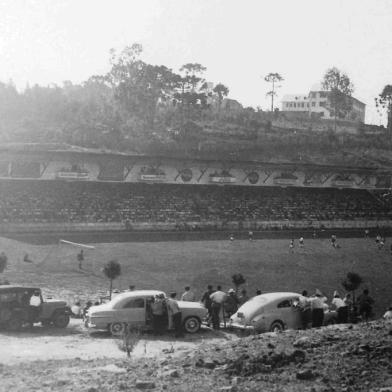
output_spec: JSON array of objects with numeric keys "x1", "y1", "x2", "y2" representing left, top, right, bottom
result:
[
  {"x1": 166, "y1": 292, "x2": 183, "y2": 337},
  {"x1": 358, "y1": 289, "x2": 374, "y2": 322},
  {"x1": 201, "y1": 285, "x2": 214, "y2": 325}
]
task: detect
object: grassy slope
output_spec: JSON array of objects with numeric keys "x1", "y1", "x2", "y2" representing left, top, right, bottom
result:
[{"x1": 1, "y1": 236, "x2": 391, "y2": 316}]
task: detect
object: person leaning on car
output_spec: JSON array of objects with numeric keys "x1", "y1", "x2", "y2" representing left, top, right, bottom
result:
[
  {"x1": 210, "y1": 285, "x2": 226, "y2": 329},
  {"x1": 298, "y1": 290, "x2": 312, "y2": 329},
  {"x1": 310, "y1": 289, "x2": 327, "y2": 328}
]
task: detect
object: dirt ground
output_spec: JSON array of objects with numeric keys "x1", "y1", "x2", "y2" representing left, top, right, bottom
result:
[{"x1": 0, "y1": 319, "x2": 235, "y2": 365}]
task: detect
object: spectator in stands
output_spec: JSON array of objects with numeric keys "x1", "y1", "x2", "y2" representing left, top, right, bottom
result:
[{"x1": 255, "y1": 289, "x2": 262, "y2": 296}]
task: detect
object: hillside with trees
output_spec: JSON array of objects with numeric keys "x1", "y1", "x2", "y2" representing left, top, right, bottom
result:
[{"x1": 1, "y1": 44, "x2": 391, "y2": 167}]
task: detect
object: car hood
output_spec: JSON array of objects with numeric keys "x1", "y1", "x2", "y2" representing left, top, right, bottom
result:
[{"x1": 88, "y1": 303, "x2": 113, "y2": 315}]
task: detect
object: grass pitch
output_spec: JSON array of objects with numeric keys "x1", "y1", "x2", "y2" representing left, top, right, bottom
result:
[{"x1": 1, "y1": 236, "x2": 391, "y2": 316}]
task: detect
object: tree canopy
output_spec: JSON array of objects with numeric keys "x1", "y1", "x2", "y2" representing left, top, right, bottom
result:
[{"x1": 322, "y1": 67, "x2": 354, "y2": 121}]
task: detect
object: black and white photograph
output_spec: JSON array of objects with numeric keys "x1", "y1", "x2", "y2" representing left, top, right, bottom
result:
[{"x1": 1, "y1": 1, "x2": 392, "y2": 391}]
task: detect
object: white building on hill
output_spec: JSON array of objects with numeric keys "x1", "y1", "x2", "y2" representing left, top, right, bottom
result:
[{"x1": 281, "y1": 88, "x2": 365, "y2": 122}]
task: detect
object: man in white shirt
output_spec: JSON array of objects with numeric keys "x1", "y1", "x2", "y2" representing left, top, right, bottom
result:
[
  {"x1": 210, "y1": 285, "x2": 226, "y2": 329},
  {"x1": 331, "y1": 291, "x2": 348, "y2": 323},
  {"x1": 29, "y1": 290, "x2": 42, "y2": 323},
  {"x1": 181, "y1": 286, "x2": 195, "y2": 302}
]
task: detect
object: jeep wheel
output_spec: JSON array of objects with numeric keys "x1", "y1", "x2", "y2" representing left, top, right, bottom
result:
[
  {"x1": 110, "y1": 322, "x2": 126, "y2": 336},
  {"x1": 183, "y1": 316, "x2": 201, "y2": 333},
  {"x1": 53, "y1": 313, "x2": 70, "y2": 328},
  {"x1": 7, "y1": 316, "x2": 23, "y2": 331}
]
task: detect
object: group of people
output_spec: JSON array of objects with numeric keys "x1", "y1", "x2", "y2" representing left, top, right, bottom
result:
[
  {"x1": 148, "y1": 292, "x2": 183, "y2": 337},
  {"x1": 200, "y1": 285, "x2": 257, "y2": 329},
  {"x1": 296, "y1": 288, "x2": 375, "y2": 328}
]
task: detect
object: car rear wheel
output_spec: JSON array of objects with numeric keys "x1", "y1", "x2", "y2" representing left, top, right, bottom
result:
[
  {"x1": 269, "y1": 320, "x2": 284, "y2": 333},
  {"x1": 110, "y1": 322, "x2": 126, "y2": 336},
  {"x1": 53, "y1": 313, "x2": 70, "y2": 328},
  {"x1": 183, "y1": 316, "x2": 201, "y2": 333}
]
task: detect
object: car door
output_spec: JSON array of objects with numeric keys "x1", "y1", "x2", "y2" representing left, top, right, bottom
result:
[
  {"x1": 276, "y1": 297, "x2": 302, "y2": 329},
  {"x1": 115, "y1": 297, "x2": 146, "y2": 327}
]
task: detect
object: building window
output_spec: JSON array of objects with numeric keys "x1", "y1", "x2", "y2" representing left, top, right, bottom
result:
[
  {"x1": 312, "y1": 102, "x2": 316, "y2": 107},
  {"x1": 320, "y1": 92, "x2": 327, "y2": 98}
]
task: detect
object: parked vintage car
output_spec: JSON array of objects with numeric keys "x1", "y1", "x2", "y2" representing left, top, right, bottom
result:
[
  {"x1": 85, "y1": 290, "x2": 208, "y2": 335},
  {"x1": 0, "y1": 285, "x2": 71, "y2": 330},
  {"x1": 229, "y1": 292, "x2": 337, "y2": 333}
]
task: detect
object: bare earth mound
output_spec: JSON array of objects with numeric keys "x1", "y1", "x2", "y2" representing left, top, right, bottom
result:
[{"x1": 1, "y1": 321, "x2": 392, "y2": 391}]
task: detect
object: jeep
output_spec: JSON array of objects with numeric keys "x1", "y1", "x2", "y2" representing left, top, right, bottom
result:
[{"x1": 0, "y1": 285, "x2": 71, "y2": 331}]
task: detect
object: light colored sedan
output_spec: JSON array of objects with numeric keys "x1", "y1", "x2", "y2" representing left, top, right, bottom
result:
[
  {"x1": 229, "y1": 292, "x2": 337, "y2": 333},
  {"x1": 85, "y1": 290, "x2": 207, "y2": 336}
]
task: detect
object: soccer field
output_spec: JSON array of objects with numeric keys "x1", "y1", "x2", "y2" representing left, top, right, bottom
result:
[{"x1": 1, "y1": 236, "x2": 391, "y2": 317}]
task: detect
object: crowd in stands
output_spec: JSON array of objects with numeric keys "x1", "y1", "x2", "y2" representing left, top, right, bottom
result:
[{"x1": 0, "y1": 180, "x2": 390, "y2": 225}]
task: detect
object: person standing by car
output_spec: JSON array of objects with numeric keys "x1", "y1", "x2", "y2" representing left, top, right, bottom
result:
[
  {"x1": 310, "y1": 289, "x2": 326, "y2": 327},
  {"x1": 331, "y1": 291, "x2": 348, "y2": 323},
  {"x1": 238, "y1": 289, "x2": 249, "y2": 306},
  {"x1": 358, "y1": 289, "x2": 374, "y2": 322},
  {"x1": 201, "y1": 285, "x2": 214, "y2": 325},
  {"x1": 181, "y1": 286, "x2": 195, "y2": 302},
  {"x1": 29, "y1": 290, "x2": 42, "y2": 323},
  {"x1": 210, "y1": 285, "x2": 226, "y2": 329},
  {"x1": 298, "y1": 290, "x2": 311, "y2": 329},
  {"x1": 151, "y1": 294, "x2": 166, "y2": 334},
  {"x1": 224, "y1": 289, "x2": 239, "y2": 318},
  {"x1": 166, "y1": 292, "x2": 183, "y2": 337}
]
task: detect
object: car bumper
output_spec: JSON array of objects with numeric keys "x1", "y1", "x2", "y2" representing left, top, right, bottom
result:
[{"x1": 228, "y1": 321, "x2": 255, "y2": 331}]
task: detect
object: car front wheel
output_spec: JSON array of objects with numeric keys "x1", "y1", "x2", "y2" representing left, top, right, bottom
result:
[
  {"x1": 269, "y1": 320, "x2": 284, "y2": 333},
  {"x1": 110, "y1": 322, "x2": 126, "y2": 336},
  {"x1": 53, "y1": 313, "x2": 70, "y2": 328},
  {"x1": 183, "y1": 316, "x2": 201, "y2": 333}
]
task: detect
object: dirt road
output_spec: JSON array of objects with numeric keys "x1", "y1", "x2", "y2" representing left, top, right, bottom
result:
[{"x1": 0, "y1": 319, "x2": 235, "y2": 365}]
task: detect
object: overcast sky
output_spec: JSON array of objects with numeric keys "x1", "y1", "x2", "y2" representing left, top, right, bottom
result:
[{"x1": 0, "y1": 0, "x2": 391, "y2": 124}]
